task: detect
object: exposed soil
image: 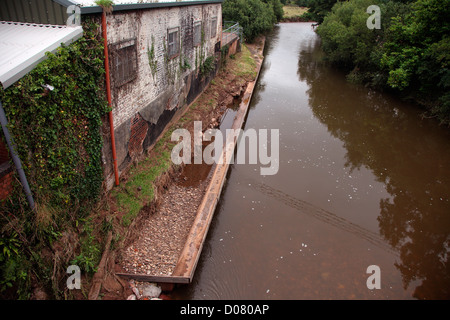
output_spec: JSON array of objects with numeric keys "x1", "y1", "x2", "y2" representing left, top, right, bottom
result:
[{"x1": 94, "y1": 38, "x2": 265, "y2": 300}]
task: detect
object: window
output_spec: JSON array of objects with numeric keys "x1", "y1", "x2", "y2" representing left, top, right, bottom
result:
[
  {"x1": 111, "y1": 39, "x2": 138, "y2": 87},
  {"x1": 210, "y1": 17, "x2": 217, "y2": 38},
  {"x1": 193, "y1": 21, "x2": 202, "y2": 47},
  {"x1": 168, "y1": 27, "x2": 180, "y2": 59}
]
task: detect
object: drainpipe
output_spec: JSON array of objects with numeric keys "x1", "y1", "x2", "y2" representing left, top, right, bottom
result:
[
  {"x1": 0, "y1": 101, "x2": 35, "y2": 211},
  {"x1": 101, "y1": 10, "x2": 120, "y2": 186}
]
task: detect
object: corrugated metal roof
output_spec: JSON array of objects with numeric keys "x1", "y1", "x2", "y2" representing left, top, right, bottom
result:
[
  {"x1": 0, "y1": 0, "x2": 69, "y2": 25},
  {"x1": 0, "y1": 21, "x2": 83, "y2": 89}
]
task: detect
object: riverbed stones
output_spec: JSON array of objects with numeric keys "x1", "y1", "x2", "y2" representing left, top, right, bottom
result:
[{"x1": 120, "y1": 181, "x2": 209, "y2": 276}]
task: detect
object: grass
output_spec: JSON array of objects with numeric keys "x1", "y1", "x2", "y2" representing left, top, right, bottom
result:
[
  {"x1": 283, "y1": 5, "x2": 308, "y2": 19},
  {"x1": 234, "y1": 44, "x2": 257, "y2": 78},
  {"x1": 112, "y1": 134, "x2": 175, "y2": 227}
]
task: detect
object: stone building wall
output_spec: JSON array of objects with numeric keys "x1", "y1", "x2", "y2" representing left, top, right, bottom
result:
[{"x1": 99, "y1": 3, "x2": 223, "y2": 189}]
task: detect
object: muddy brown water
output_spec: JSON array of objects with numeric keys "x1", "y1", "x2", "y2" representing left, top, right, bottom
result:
[{"x1": 173, "y1": 23, "x2": 450, "y2": 300}]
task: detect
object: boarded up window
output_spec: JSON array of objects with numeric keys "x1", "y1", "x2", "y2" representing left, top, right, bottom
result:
[
  {"x1": 193, "y1": 21, "x2": 202, "y2": 47},
  {"x1": 168, "y1": 27, "x2": 180, "y2": 59},
  {"x1": 110, "y1": 39, "x2": 138, "y2": 87},
  {"x1": 210, "y1": 17, "x2": 217, "y2": 38}
]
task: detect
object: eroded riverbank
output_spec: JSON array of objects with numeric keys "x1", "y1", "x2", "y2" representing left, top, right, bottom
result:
[{"x1": 92, "y1": 39, "x2": 265, "y2": 300}]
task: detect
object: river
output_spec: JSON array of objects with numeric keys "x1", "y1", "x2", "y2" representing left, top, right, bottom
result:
[{"x1": 173, "y1": 23, "x2": 450, "y2": 300}]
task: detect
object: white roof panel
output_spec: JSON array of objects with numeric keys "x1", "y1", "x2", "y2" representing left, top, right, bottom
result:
[{"x1": 0, "y1": 21, "x2": 83, "y2": 89}]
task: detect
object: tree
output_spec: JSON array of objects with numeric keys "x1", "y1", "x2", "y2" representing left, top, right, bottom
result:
[
  {"x1": 316, "y1": 0, "x2": 384, "y2": 69},
  {"x1": 223, "y1": 0, "x2": 281, "y2": 42},
  {"x1": 308, "y1": 0, "x2": 339, "y2": 23},
  {"x1": 381, "y1": 0, "x2": 450, "y2": 123},
  {"x1": 263, "y1": 0, "x2": 285, "y2": 22}
]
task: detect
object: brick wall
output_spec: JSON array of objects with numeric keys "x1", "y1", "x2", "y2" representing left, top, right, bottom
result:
[
  {"x1": 128, "y1": 113, "x2": 149, "y2": 158},
  {"x1": 0, "y1": 137, "x2": 9, "y2": 164},
  {"x1": 0, "y1": 170, "x2": 13, "y2": 201},
  {"x1": 0, "y1": 135, "x2": 13, "y2": 200}
]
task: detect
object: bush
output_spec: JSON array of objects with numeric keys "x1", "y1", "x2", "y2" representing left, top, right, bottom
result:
[
  {"x1": 223, "y1": 0, "x2": 282, "y2": 42},
  {"x1": 308, "y1": 0, "x2": 339, "y2": 23},
  {"x1": 316, "y1": 0, "x2": 383, "y2": 69},
  {"x1": 315, "y1": 0, "x2": 450, "y2": 124}
]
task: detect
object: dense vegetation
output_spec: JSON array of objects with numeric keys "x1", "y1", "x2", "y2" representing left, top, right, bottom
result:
[
  {"x1": 0, "y1": 19, "x2": 109, "y2": 299},
  {"x1": 223, "y1": 0, "x2": 284, "y2": 42},
  {"x1": 314, "y1": 0, "x2": 450, "y2": 125}
]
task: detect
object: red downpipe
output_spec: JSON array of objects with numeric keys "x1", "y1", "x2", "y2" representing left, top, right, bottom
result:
[{"x1": 102, "y1": 11, "x2": 120, "y2": 186}]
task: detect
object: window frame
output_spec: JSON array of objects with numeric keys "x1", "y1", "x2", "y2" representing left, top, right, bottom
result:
[
  {"x1": 210, "y1": 17, "x2": 217, "y2": 39},
  {"x1": 193, "y1": 20, "x2": 202, "y2": 47},
  {"x1": 167, "y1": 27, "x2": 180, "y2": 59},
  {"x1": 110, "y1": 38, "x2": 138, "y2": 88}
]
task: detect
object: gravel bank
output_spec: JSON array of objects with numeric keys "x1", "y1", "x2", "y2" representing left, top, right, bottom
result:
[{"x1": 119, "y1": 176, "x2": 211, "y2": 276}]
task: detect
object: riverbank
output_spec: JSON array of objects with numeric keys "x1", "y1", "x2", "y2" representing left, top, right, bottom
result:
[{"x1": 84, "y1": 38, "x2": 265, "y2": 300}]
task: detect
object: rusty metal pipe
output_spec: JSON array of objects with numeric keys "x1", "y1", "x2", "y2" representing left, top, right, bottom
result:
[{"x1": 101, "y1": 10, "x2": 119, "y2": 186}]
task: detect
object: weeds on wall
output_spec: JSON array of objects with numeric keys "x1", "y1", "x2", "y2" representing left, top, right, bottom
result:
[
  {"x1": 147, "y1": 36, "x2": 158, "y2": 81},
  {"x1": 162, "y1": 38, "x2": 178, "y2": 85},
  {"x1": 195, "y1": 29, "x2": 216, "y2": 79},
  {"x1": 200, "y1": 56, "x2": 216, "y2": 77},
  {"x1": 0, "y1": 18, "x2": 109, "y2": 299}
]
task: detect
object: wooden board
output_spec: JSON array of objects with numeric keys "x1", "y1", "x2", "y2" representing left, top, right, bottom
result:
[
  {"x1": 116, "y1": 273, "x2": 190, "y2": 284},
  {"x1": 172, "y1": 80, "x2": 258, "y2": 281}
]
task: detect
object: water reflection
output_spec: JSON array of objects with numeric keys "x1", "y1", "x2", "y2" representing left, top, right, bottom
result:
[{"x1": 297, "y1": 39, "x2": 450, "y2": 299}]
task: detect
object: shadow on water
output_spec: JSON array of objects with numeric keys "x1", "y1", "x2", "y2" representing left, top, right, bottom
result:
[{"x1": 297, "y1": 38, "x2": 450, "y2": 299}]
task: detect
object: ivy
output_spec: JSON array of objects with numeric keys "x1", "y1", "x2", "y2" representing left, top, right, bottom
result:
[
  {"x1": 200, "y1": 56, "x2": 216, "y2": 77},
  {"x1": 147, "y1": 36, "x2": 158, "y2": 81},
  {"x1": 0, "y1": 18, "x2": 109, "y2": 224},
  {"x1": 0, "y1": 18, "x2": 110, "y2": 298}
]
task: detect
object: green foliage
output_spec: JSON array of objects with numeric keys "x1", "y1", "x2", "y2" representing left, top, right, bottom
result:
[
  {"x1": 221, "y1": 44, "x2": 230, "y2": 67},
  {"x1": 71, "y1": 218, "x2": 101, "y2": 274},
  {"x1": 223, "y1": 0, "x2": 282, "y2": 42},
  {"x1": 315, "y1": 0, "x2": 450, "y2": 124},
  {"x1": 317, "y1": 0, "x2": 383, "y2": 68},
  {"x1": 95, "y1": 0, "x2": 114, "y2": 6},
  {"x1": 113, "y1": 134, "x2": 174, "y2": 228},
  {"x1": 381, "y1": 0, "x2": 450, "y2": 123},
  {"x1": 95, "y1": 0, "x2": 114, "y2": 13},
  {"x1": 296, "y1": 0, "x2": 313, "y2": 6},
  {"x1": 0, "y1": 19, "x2": 109, "y2": 217},
  {"x1": 263, "y1": 0, "x2": 285, "y2": 22},
  {"x1": 0, "y1": 18, "x2": 109, "y2": 296},
  {"x1": 308, "y1": 0, "x2": 338, "y2": 23},
  {"x1": 200, "y1": 56, "x2": 216, "y2": 77},
  {"x1": 299, "y1": 11, "x2": 316, "y2": 21},
  {"x1": 180, "y1": 54, "x2": 191, "y2": 73},
  {"x1": 147, "y1": 36, "x2": 158, "y2": 80},
  {"x1": 0, "y1": 232, "x2": 30, "y2": 298}
]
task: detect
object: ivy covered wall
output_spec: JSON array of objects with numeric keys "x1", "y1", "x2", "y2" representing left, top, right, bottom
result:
[{"x1": 0, "y1": 18, "x2": 109, "y2": 298}]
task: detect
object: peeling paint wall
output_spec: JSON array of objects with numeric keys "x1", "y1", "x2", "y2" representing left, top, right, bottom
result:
[{"x1": 99, "y1": 3, "x2": 222, "y2": 190}]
